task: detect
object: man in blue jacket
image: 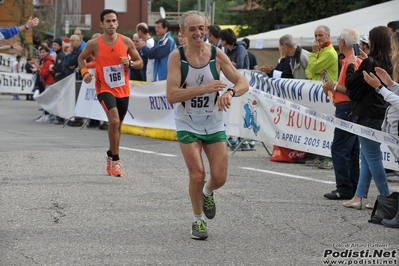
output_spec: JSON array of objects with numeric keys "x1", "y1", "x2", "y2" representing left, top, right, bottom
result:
[
  {"x1": 63, "y1": 34, "x2": 83, "y2": 77},
  {"x1": 63, "y1": 34, "x2": 84, "y2": 127},
  {"x1": 140, "y1": 19, "x2": 176, "y2": 81}
]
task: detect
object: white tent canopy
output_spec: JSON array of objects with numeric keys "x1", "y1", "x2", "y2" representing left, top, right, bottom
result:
[{"x1": 245, "y1": 0, "x2": 399, "y2": 49}]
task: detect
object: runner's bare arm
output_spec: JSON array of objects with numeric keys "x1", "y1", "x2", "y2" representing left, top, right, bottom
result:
[
  {"x1": 124, "y1": 36, "x2": 143, "y2": 69},
  {"x1": 78, "y1": 39, "x2": 97, "y2": 83},
  {"x1": 217, "y1": 51, "x2": 249, "y2": 97},
  {"x1": 78, "y1": 38, "x2": 97, "y2": 70},
  {"x1": 166, "y1": 50, "x2": 226, "y2": 104}
]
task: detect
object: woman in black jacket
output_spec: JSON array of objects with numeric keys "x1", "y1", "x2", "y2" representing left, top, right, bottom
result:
[{"x1": 343, "y1": 26, "x2": 392, "y2": 210}]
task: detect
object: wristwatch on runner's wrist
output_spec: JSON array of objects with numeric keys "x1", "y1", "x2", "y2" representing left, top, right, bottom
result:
[{"x1": 227, "y1": 88, "x2": 236, "y2": 97}]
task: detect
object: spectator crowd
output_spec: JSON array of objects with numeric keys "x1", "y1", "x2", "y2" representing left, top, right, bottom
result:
[{"x1": 2, "y1": 13, "x2": 399, "y2": 224}]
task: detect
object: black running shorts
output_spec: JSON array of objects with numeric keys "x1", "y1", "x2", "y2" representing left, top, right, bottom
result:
[{"x1": 97, "y1": 92, "x2": 129, "y2": 121}]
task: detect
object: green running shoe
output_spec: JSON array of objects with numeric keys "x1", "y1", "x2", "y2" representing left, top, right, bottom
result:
[
  {"x1": 190, "y1": 219, "x2": 208, "y2": 240},
  {"x1": 203, "y1": 192, "x2": 216, "y2": 219}
]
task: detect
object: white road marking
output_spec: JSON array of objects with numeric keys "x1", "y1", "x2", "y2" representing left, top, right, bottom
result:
[
  {"x1": 120, "y1": 146, "x2": 177, "y2": 157},
  {"x1": 120, "y1": 147, "x2": 334, "y2": 183},
  {"x1": 241, "y1": 167, "x2": 335, "y2": 184}
]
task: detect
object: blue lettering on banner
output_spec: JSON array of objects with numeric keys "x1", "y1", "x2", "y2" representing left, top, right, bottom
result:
[
  {"x1": 264, "y1": 78, "x2": 272, "y2": 94},
  {"x1": 304, "y1": 137, "x2": 320, "y2": 147},
  {"x1": 149, "y1": 96, "x2": 174, "y2": 110},
  {"x1": 273, "y1": 79, "x2": 282, "y2": 97},
  {"x1": 281, "y1": 133, "x2": 301, "y2": 143},
  {"x1": 338, "y1": 120, "x2": 354, "y2": 131},
  {"x1": 84, "y1": 88, "x2": 96, "y2": 100},
  {"x1": 305, "y1": 109, "x2": 316, "y2": 117},
  {"x1": 290, "y1": 81, "x2": 304, "y2": 101},
  {"x1": 322, "y1": 140, "x2": 332, "y2": 149},
  {"x1": 260, "y1": 76, "x2": 267, "y2": 91},
  {"x1": 251, "y1": 88, "x2": 261, "y2": 96},
  {"x1": 308, "y1": 83, "x2": 330, "y2": 103},
  {"x1": 249, "y1": 73, "x2": 305, "y2": 101},
  {"x1": 126, "y1": 110, "x2": 135, "y2": 119},
  {"x1": 290, "y1": 103, "x2": 300, "y2": 110},
  {"x1": 383, "y1": 135, "x2": 399, "y2": 146},
  {"x1": 248, "y1": 71, "x2": 257, "y2": 87},
  {"x1": 249, "y1": 71, "x2": 264, "y2": 91},
  {"x1": 382, "y1": 151, "x2": 391, "y2": 161},
  {"x1": 360, "y1": 127, "x2": 376, "y2": 139},
  {"x1": 280, "y1": 79, "x2": 297, "y2": 100},
  {"x1": 276, "y1": 98, "x2": 286, "y2": 105},
  {"x1": 263, "y1": 93, "x2": 273, "y2": 100},
  {"x1": 260, "y1": 77, "x2": 267, "y2": 91},
  {"x1": 321, "y1": 114, "x2": 334, "y2": 123}
]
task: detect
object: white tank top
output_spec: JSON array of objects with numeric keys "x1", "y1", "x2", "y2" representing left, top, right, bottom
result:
[
  {"x1": 174, "y1": 44, "x2": 224, "y2": 134},
  {"x1": 11, "y1": 60, "x2": 19, "y2": 73}
]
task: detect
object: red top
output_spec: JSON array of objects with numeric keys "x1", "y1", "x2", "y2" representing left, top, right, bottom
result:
[
  {"x1": 37, "y1": 55, "x2": 55, "y2": 86},
  {"x1": 95, "y1": 34, "x2": 130, "y2": 98}
]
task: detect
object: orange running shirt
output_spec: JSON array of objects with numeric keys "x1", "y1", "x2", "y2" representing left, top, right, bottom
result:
[
  {"x1": 95, "y1": 34, "x2": 130, "y2": 98},
  {"x1": 334, "y1": 51, "x2": 362, "y2": 104}
]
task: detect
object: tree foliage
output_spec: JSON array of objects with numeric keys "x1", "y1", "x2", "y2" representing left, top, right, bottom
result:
[
  {"x1": 150, "y1": 0, "x2": 199, "y2": 12},
  {"x1": 234, "y1": 0, "x2": 390, "y2": 36},
  {"x1": 150, "y1": 0, "x2": 246, "y2": 25},
  {"x1": 8, "y1": 0, "x2": 54, "y2": 56}
]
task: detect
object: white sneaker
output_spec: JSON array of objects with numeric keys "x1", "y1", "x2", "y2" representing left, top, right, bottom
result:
[
  {"x1": 249, "y1": 141, "x2": 256, "y2": 150},
  {"x1": 40, "y1": 115, "x2": 49, "y2": 123},
  {"x1": 42, "y1": 115, "x2": 50, "y2": 124},
  {"x1": 42, "y1": 114, "x2": 56, "y2": 124},
  {"x1": 36, "y1": 115, "x2": 45, "y2": 123}
]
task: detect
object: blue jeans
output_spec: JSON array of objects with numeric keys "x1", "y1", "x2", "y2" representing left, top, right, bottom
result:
[
  {"x1": 331, "y1": 103, "x2": 359, "y2": 195},
  {"x1": 355, "y1": 136, "x2": 390, "y2": 198}
]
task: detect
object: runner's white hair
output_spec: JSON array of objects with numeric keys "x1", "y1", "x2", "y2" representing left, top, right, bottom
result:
[{"x1": 179, "y1": 10, "x2": 206, "y2": 30}]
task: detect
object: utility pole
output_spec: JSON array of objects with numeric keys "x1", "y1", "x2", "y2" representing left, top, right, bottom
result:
[
  {"x1": 54, "y1": 0, "x2": 63, "y2": 37},
  {"x1": 211, "y1": 0, "x2": 215, "y2": 24},
  {"x1": 205, "y1": 0, "x2": 211, "y2": 15},
  {"x1": 197, "y1": 0, "x2": 201, "y2": 11},
  {"x1": 177, "y1": 0, "x2": 181, "y2": 18}
]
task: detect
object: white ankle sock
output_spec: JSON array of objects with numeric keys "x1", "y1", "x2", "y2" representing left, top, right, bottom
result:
[
  {"x1": 203, "y1": 184, "x2": 212, "y2": 196},
  {"x1": 194, "y1": 214, "x2": 204, "y2": 223}
]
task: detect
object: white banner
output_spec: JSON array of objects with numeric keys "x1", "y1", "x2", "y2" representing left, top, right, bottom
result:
[
  {"x1": 75, "y1": 77, "x2": 176, "y2": 129},
  {"x1": 34, "y1": 74, "x2": 76, "y2": 119},
  {"x1": 0, "y1": 71, "x2": 35, "y2": 94},
  {"x1": 35, "y1": 69, "x2": 399, "y2": 170},
  {"x1": 231, "y1": 71, "x2": 398, "y2": 170},
  {"x1": 127, "y1": 81, "x2": 176, "y2": 129},
  {"x1": 0, "y1": 52, "x2": 27, "y2": 73},
  {"x1": 225, "y1": 83, "x2": 335, "y2": 157},
  {"x1": 74, "y1": 71, "x2": 108, "y2": 121}
]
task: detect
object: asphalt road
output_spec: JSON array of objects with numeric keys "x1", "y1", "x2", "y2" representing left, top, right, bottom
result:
[{"x1": 1, "y1": 94, "x2": 398, "y2": 266}]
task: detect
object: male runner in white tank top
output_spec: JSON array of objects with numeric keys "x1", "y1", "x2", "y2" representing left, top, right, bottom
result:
[{"x1": 166, "y1": 10, "x2": 248, "y2": 240}]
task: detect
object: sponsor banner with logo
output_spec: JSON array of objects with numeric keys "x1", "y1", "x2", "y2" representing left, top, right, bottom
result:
[
  {"x1": 224, "y1": 71, "x2": 398, "y2": 170},
  {"x1": 126, "y1": 81, "x2": 176, "y2": 129},
  {"x1": 74, "y1": 70, "x2": 108, "y2": 122},
  {"x1": 0, "y1": 71, "x2": 35, "y2": 94},
  {"x1": 75, "y1": 76, "x2": 176, "y2": 129},
  {"x1": 33, "y1": 69, "x2": 399, "y2": 169}
]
